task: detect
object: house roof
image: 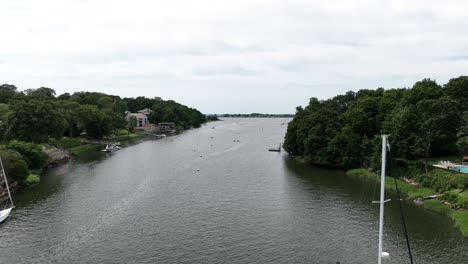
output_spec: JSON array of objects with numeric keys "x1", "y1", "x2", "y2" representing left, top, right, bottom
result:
[
  {"x1": 127, "y1": 113, "x2": 147, "y2": 119},
  {"x1": 138, "y1": 108, "x2": 152, "y2": 113}
]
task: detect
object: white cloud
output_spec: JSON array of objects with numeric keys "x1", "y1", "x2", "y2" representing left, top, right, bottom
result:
[{"x1": 1, "y1": 0, "x2": 468, "y2": 113}]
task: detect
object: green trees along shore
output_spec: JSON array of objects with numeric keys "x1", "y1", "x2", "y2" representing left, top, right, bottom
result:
[
  {"x1": 0, "y1": 84, "x2": 206, "y2": 184},
  {"x1": 284, "y1": 76, "x2": 468, "y2": 236},
  {"x1": 284, "y1": 76, "x2": 468, "y2": 171}
]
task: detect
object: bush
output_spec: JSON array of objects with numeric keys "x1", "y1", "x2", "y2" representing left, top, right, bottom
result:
[
  {"x1": 441, "y1": 190, "x2": 460, "y2": 204},
  {"x1": 113, "y1": 129, "x2": 129, "y2": 136},
  {"x1": 6, "y1": 140, "x2": 47, "y2": 169},
  {"x1": 457, "y1": 195, "x2": 468, "y2": 209},
  {"x1": 416, "y1": 169, "x2": 465, "y2": 193},
  {"x1": 0, "y1": 148, "x2": 30, "y2": 184},
  {"x1": 25, "y1": 174, "x2": 40, "y2": 185}
]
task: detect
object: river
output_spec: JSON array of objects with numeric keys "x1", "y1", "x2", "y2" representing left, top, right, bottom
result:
[{"x1": 0, "y1": 118, "x2": 466, "y2": 263}]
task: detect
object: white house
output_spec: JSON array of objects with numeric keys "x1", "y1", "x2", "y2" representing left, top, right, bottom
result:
[{"x1": 126, "y1": 112, "x2": 149, "y2": 128}]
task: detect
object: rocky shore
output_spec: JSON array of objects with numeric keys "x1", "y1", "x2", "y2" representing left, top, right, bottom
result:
[{"x1": 43, "y1": 147, "x2": 70, "y2": 168}]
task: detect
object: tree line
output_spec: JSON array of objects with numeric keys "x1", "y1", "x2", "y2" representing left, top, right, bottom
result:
[
  {"x1": 0, "y1": 84, "x2": 206, "y2": 184},
  {"x1": 284, "y1": 76, "x2": 468, "y2": 173},
  {"x1": 0, "y1": 85, "x2": 206, "y2": 142}
]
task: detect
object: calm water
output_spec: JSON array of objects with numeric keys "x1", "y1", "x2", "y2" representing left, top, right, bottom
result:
[{"x1": 0, "y1": 118, "x2": 466, "y2": 263}]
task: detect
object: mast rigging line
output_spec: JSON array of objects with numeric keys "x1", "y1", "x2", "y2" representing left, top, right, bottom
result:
[{"x1": 387, "y1": 140, "x2": 414, "y2": 264}]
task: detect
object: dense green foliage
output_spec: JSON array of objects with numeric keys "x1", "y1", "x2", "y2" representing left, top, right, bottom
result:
[
  {"x1": 6, "y1": 140, "x2": 47, "y2": 169},
  {"x1": 0, "y1": 148, "x2": 30, "y2": 184},
  {"x1": 4, "y1": 99, "x2": 67, "y2": 142},
  {"x1": 285, "y1": 76, "x2": 468, "y2": 172},
  {"x1": 0, "y1": 85, "x2": 206, "y2": 142},
  {"x1": 25, "y1": 174, "x2": 40, "y2": 185},
  {"x1": 148, "y1": 100, "x2": 206, "y2": 129},
  {"x1": 0, "y1": 84, "x2": 206, "y2": 185}
]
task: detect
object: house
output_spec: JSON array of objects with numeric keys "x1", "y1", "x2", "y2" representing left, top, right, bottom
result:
[
  {"x1": 158, "y1": 122, "x2": 176, "y2": 131},
  {"x1": 138, "y1": 108, "x2": 152, "y2": 115},
  {"x1": 126, "y1": 113, "x2": 149, "y2": 128}
]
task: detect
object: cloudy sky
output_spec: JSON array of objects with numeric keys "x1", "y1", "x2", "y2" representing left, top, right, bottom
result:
[{"x1": 1, "y1": 0, "x2": 467, "y2": 113}]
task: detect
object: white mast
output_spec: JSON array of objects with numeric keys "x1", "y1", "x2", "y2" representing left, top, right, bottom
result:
[
  {"x1": 0, "y1": 157, "x2": 14, "y2": 208},
  {"x1": 378, "y1": 135, "x2": 390, "y2": 263}
]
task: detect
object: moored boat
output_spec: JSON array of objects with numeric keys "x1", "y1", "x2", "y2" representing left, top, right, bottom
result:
[{"x1": 0, "y1": 157, "x2": 14, "y2": 224}]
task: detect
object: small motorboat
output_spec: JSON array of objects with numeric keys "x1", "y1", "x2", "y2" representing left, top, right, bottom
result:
[{"x1": 101, "y1": 144, "x2": 121, "y2": 152}]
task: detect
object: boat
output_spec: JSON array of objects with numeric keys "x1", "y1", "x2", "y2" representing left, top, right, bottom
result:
[
  {"x1": 101, "y1": 144, "x2": 121, "y2": 152},
  {"x1": 155, "y1": 134, "x2": 167, "y2": 139},
  {"x1": 268, "y1": 143, "x2": 281, "y2": 152},
  {"x1": 0, "y1": 157, "x2": 14, "y2": 224}
]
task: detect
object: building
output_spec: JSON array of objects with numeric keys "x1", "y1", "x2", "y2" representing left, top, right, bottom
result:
[
  {"x1": 138, "y1": 108, "x2": 152, "y2": 115},
  {"x1": 158, "y1": 122, "x2": 176, "y2": 131},
  {"x1": 126, "y1": 113, "x2": 149, "y2": 128}
]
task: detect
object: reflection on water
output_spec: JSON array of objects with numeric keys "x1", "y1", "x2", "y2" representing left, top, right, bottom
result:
[{"x1": 0, "y1": 118, "x2": 466, "y2": 263}]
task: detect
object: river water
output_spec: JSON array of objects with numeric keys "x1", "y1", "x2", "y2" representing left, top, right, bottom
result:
[{"x1": 0, "y1": 118, "x2": 466, "y2": 263}]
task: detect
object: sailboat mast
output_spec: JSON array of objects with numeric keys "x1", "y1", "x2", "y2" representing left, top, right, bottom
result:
[
  {"x1": 0, "y1": 157, "x2": 14, "y2": 208},
  {"x1": 378, "y1": 135, "x2": 388, "y2": 264}
]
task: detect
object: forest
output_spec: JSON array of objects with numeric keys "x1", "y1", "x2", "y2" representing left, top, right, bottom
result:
[{"x1": 284, "y1": 76, "x2": 468, "y2": 173}]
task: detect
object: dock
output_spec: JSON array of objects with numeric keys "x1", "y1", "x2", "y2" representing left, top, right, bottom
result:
[{"x1": 268, "y1": 144, "x2": 282, "y2": 152}]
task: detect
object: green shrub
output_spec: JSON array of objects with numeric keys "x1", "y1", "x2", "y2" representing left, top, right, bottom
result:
[
  {"x1": 0, "y1": 148, "x2": 30, "y2": 184},
  {"x1": 113, "y1": 129, "x2": 129, "y2": 136},
  {"x1": 441, "y1": 190, "x2": 460, "y2": 204},
  {"x1": 456, "y1": 196, "x2": 468, "y2": 209},
  {"x1": 25, "y1": 174, "x2": 40, "y2": 185},
  {"x1": 6, "y1": 140, "x2": 47, "y2": 169}
]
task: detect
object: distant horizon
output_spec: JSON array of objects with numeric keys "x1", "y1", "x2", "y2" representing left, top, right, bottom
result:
[{"x1": 3, "y1": 73, "x2": 465, "y2": 115}]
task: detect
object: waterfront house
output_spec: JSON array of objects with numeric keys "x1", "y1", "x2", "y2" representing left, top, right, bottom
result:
[{"x1": 126, "y1": 112, "x2": 149, "y2": 128}]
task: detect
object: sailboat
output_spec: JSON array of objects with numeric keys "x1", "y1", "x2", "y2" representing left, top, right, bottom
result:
[{"x1": 0, "y1": 157, "x2": 14, "y2": 224}]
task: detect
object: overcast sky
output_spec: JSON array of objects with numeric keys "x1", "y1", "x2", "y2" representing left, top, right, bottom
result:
[{"x1": 1, "y1": 0, "x2": 468, "y2": 114}]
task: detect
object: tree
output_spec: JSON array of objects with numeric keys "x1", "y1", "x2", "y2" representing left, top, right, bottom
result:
[
  {"x1": 456, "y1": 111, "x2": 468, "y2": 154},
  {"x1": 0, "y1": 84, "x2": 18, "y2": 104},
  {"x1": 413, "y1": 97, "x2": 459, "y2": 174},
  {"x1": 106, "y1": 111, "x2": 127, "y2": 131},
  {"x1": 4, "y1": 100, "x2": 66, "y2": 143},
  {"x1": 0, "y1": 103, "x2": 9, "y2": 121},
  {"x1": 97, "y1": 96, "x2": 113, "y2": 110},
  {"x1": 127, "y1": 116, "x2": 137, "y2": 134},
  {"x1": 444, "y1": 76, "x2": 468, "y2": 111},
  {"x1": 58, "y1": 101, "x2": 82, "y2": 137},
  {"x1": 7, "y1": 140, "x2": 47, "y2": 169},
  {"x1": 77, "y1": 105, "x2": 112, "y2": 139},
  {"x1": 25, "y1": 87, "x2": 56, "y2": 99},
  {"x1": 0, "y1": 148, "x2": 30, "y2": 184},
  {"x1": 405, "y1": 78, "x2": 442, "y2": 105}
]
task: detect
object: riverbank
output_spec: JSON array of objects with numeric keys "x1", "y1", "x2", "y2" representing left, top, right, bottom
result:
[
  {"x1": 347, "y1": 168, "x2": 468, "y2": 237},
  {"x1": 0, "y1": 132, "x2": 150, "y2": 201}
]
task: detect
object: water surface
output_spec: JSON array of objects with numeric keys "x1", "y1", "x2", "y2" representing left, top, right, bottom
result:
[{"x1": 0, "y1": 118, "x2": 466, "y2": 263}]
